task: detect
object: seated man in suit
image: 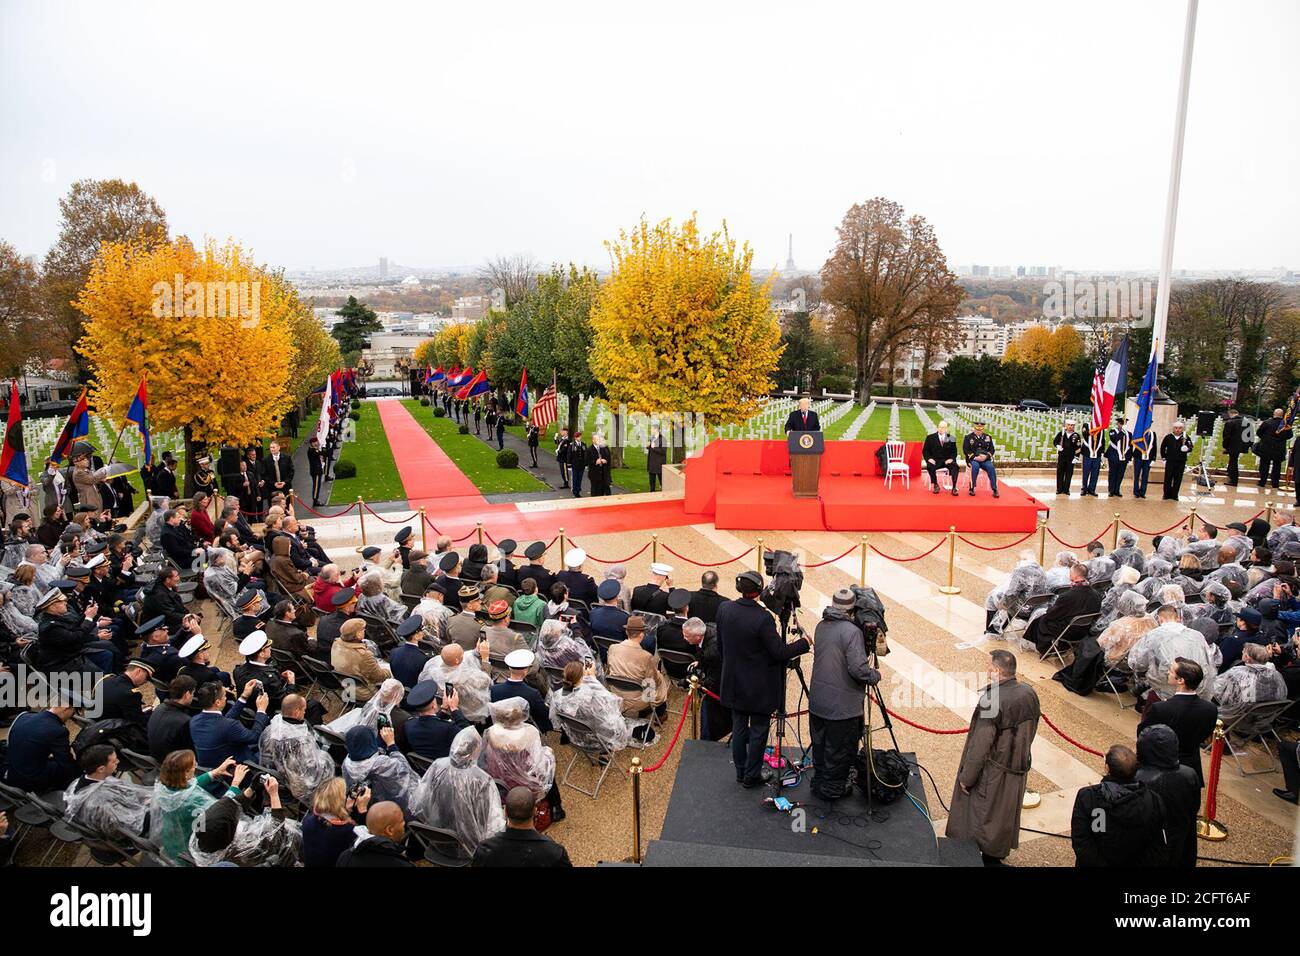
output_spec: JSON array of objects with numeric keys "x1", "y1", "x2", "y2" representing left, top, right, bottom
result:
[
  {"x1": 783, "y1": 396, "x2": 820, "y2": 433},
  {"x1": 1025, "y1": 563, "x2": 1101, "y2": 654},
  {"x1": 1137, "y1": 657, "x2": 1217, "y2": 786},
  {"x1": 400, "y1": 680, "x2": 472, "y2": 761},
  {"x1": 922, "y1": 421, "x2": 960, "y2": 496}
]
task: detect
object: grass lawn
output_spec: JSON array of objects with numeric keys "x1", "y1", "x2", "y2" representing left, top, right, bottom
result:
[
  {"x1": 402, "y1": 401, "x2": 546, "y2": 494},
  {"x1": 822, "y1": 403, "x2": 869, "y2": 440},
  {"x1": 328, "y1": 401, "x2": 408, "y2": 504}
]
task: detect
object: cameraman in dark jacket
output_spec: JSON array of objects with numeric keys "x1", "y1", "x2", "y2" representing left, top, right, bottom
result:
[
  {"x1": 808, "y1": 589, "x2": 881, "y2": 800},
  {"x1": 717, "y1": 570, "x2": 810, "y2": 788}
]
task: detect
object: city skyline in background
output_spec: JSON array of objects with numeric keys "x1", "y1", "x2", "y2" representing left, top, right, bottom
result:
[{"x1": 2, "y1": 0, "x2": 1297, "y2": 275}]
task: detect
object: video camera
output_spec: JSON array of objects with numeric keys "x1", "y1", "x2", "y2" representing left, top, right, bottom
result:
[{"x1": 760, "y1": 550, "x2": 803, "y2": 627}]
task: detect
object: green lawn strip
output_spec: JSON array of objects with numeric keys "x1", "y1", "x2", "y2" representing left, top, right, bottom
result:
[
  {"x1": 822, "y1": 403, "x2": 868, "y2": 440},
  {"x1": 857, "y1": 406, "x2": 893, "y2": 440},
  {"x1": 328, "y1": 402, "x2": 408, "y2": 504},
  {"x1": 896, "y1": 408, "x2": 929, "y2": 442},
  {"x1": 401, "y1": 401, "x2": 545, "y2": 494}
]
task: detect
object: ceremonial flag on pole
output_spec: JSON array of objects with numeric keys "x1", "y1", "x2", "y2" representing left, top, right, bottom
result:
[
  {"x1": 1282, "y1": 385, "x2": 1300, "y2": 430},
  {"x1": 455, "y1": 369, "x2": 490, "y2": 401},
  {"x1": 0, "y1": 381, "x2": 28, "y2": 489},
  {"x1": 516, "y1": 368, "x2": 530, "y2": 419},
  {"x1": 530, "y1": 374, "x2": 558, "y2": 432},
  {"x1": 1130, "y1": 342, "x2": 1160, "y2": 456},
  {"x1": 449, "y1": 367, "x2": 474, "y2": 389},
  {"x1": 314, "y1": 374, "x2": 332, "y2": 446},
  {"x1": 1089, "y1": 336, "x2": 1129, "y2": 435},
  {"x1": 429, "y1": 366, "x2": 445, "y2": 386},
  {"x1": 124, "y1": 378, "x2": 152, "y2": 465},
  {"x1": 49, "y1": 386, "x2": 91, "y2": 465}
]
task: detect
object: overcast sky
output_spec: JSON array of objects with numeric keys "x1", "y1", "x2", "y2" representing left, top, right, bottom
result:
[{"x1": 2, "y1": 0, "x2": 1296, "y2": 275}]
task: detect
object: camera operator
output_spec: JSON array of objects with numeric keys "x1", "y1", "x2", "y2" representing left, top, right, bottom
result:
[
  {"x1": 808, "y1": 589, "x2": 881, "y2": 801},
  {"x1": 717, "y1": 570, "x2": 811, "y2": 788}
]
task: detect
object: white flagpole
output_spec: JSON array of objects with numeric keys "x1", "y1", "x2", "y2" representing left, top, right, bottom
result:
[{"x1": 1152, "y1": 0, "x2": 1198, "y2": 365}]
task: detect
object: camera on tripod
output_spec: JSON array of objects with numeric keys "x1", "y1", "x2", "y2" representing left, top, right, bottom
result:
[{"x1": 760, "y1": 550, "x2": 803, "y2": 627}]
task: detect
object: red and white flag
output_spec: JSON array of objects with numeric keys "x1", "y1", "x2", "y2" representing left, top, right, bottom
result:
[
  {"x1": 531, "y1": 374, "x2": 558, "y2": 432},
  {"x1": 1090, "y1": 337, "x2": 1128, "y2": 435}
]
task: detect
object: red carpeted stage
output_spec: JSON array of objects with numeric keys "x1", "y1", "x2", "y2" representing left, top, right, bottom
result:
[{"x1": 684, "y1": 439, "x2": 1046, "y2": 533}]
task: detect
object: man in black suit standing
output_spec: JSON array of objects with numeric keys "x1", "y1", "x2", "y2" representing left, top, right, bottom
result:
[
  {"x1": 783, "y1": 396, "x2": 819, "y2": 432},
  {"x1": 307, "y1": 436, "x2": 325, "y2": 506},
  {"x1": 1221, "y1": 408, "x2": 1246, "y2": 486},
  {"x1": 261, "y1": 440, "x2": 294, "y2": 506},
  {"x1": 1138, "y1": 657, "x2": 1218, "y2": 787},
  {"x1": 1255, "y1": 408, "x2": 1291, "y2": 489},
  {"x1": 690, "y1": 570, "x2": 724, "y2": 625}
]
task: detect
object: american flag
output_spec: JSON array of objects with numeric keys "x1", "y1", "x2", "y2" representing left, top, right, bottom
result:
[
  {"x1": 1089, "y1": 337, "x2": 1128, "y2": 436},
  {"x1": 531, "y1": 375, "x2": 558, "y2": 432}
]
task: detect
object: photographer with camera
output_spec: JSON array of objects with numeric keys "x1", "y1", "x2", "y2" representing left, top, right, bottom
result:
[
  {"x1": 717, "y1": 570, "x2": 811, "y2": 788},
  {"x1": 808, "y1": 589, "x2": 881, "y2": 801}
]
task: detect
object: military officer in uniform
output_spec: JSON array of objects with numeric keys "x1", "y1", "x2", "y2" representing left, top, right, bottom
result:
[
  {"x1": 307, "y1": 437, "x2": 325, "y2": 506},
  {"x1": 192, "y1": 455, "x2": 216, "y2": 500},
  {"x1": 1053, "y1": 420, "x2": 1083, "y2": 495},
  {"x1": 1080, "y1": 426, "x2": 1104, "y2": 497},
  {"x1": 1160, "y1": 419, "x2": 1194, "y2": 500},
  {"x1": 962, "y1": 421, "x2": 999, "y2": 498},
  {"x1": 1132, "y1": 424, "x2": 1157, "y2": 499},
  {"x1": 1104, "y1": 415, "x2": 1132, "y2": 498}
]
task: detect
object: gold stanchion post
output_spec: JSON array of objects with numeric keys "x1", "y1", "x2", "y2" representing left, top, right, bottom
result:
[
  {"x1": 419, "y1": 507, "x2": 427, "y2": 551},
  {"x1": 688, "y1": 674, "x2": 700, "y2": 740},
  {"x1": 476, "y1": 522, "x2": 484, "y2": 546},
  {"x1": 1196, "y1": 719, "x2": 1229, "y2": 842},
  {"x1": 1111, "y1": 513, "x2": 1120, "y2": 550},
  {"x1": 1267, "y1": 501, "x2": 1276, "y2": 527},
  {"x1": 629, "y1": 756, "x2": 643, "y2": 863},
  {"x1": 1189, "y1": 506, "x2": 1198, "y2": 535},
  {"x1": 652, "y1": 533, "x2": 658, "y2": 564},
  {"x1": 939, "y1": 525, "x2": 961, "y2": 595},
  {"x1": 859, "y1": 535, "x2": 868, "y2": 586},
  {"x1": 1037, "y1": 516, "x2": 1048, "y2": 566},
  {"x1": 558, "y1": 527, "x2": 566, "y2": 561},
  {"x1": 357, "y1": 497, "x2": 366, "y2": 547},
  {"x1": 756, "y1": 537, "x2": 763, "y2": 573}
]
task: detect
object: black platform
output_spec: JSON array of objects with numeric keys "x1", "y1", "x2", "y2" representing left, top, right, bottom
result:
[{"x1": 648, "y1": 740, "x2": 981, "y2": 867}]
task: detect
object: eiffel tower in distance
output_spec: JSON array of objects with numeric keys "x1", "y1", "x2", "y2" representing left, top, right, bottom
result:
[{"x1": 784, "y1": 233, "x2": 796, "y2": 273}]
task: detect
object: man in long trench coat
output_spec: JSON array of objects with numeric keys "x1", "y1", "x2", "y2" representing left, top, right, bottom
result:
[{"x1": 945, "y1": 650, "x2": 1041, "y2": 866}]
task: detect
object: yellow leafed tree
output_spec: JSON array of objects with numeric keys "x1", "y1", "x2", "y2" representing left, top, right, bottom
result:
[
  {"x1": 591, "y1": 215, "x2": 782, "y2": 425},
  {"x1": 76, "y1": 238, "x2": 299, "y2": 481}
]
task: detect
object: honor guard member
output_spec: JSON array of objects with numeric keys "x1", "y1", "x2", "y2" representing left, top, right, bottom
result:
[
  {"x1": 1132, "y1": 423, "x2": 1157, "y2": 499},
  {"x1": 307, "y1": 437, "x2": 326, "y2": 506},
  {"x1": 1080, "y1": 426, "x2": 1104, "y2": 497},
  {"x1": 1160, "y1": 420, "x2": 1194, "y2": 501},
  {"x1": 1104, "y1": 416, "x2": 1132, "y2": 498},
  {"x1": 1053, "y1": 420, "x2": 1083, "y2": 494},
  {"x1": 922, "y1": 421, "x2": 960, "y2": 495},
  {"x1": 1221, "y1": 408, "x2": 1246, "y2": 487},
  {"x1": 516, "y1": 541, "x2": 553, "y2": 598},
  {"x1": 495, "y1": 539, "x2": 520, "y2": 589},
  {"x1": 394, "y1": 525, "x2": 414, "y2": 570},
  {"x1": 178, "y1": 634, "x2": 231, "y2": 689},
  {"x1": 555, "y1": 427, "x2": 573, "y2": 488},
  {"x1": 962, "y1": 421, "x2": 999, "y2": 498},
  {"x1": 193, "y1": 455, "x2": 216, "y2": 499},
  {"x1": 525, "y1": 423, "x2": 540, "y2": 468}
]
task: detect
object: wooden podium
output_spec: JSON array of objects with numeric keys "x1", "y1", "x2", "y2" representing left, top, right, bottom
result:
[{"x1": 787, "y1": 430, "x2": 824, "y2": 498}]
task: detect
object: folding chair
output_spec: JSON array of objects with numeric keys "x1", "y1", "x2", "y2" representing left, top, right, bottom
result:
[
  {"x1": 118, "y1": 748, "x2": 162, "y2": 785},
  {"x1": 400, "y1": 593, "x2": 423, "y2": 613},
  {"x1": 487, "y1": 654, "x2": 510, "y2": 683},
  {"x1": 884, "y1": 440, "x2": 909, "y2": 489},
  {"x1": 358, "y1": 613, "x2": 398, "y2": 654},
  {"x1": 1040, "y1": 612, "x2": 1100, "y2": 668},
  {"x1": 406, "y1": 822, "x2": 473, "y2": 867},
  {"x1": 542, "y1": 665, "x2": 566, "y2": 691},
  {"x1": 300, "y1": 656, "x2": 352, "y2": 711},
  {"x1": 1096, "y1": 661, "x2": 1134, "y2": 708},
  {"x1": 604, "y1": 674, "x2": 663, "y2": 730},
  {"x1": 556, "y1": 713, "x2": 620, "y2": 799},
  {"x1": 1219, "y1": 699, "x2": 1293, "y2": 776}
]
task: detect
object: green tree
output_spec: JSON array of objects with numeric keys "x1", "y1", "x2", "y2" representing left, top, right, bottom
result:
[
  {"x1": 777, "y1": 312, "x2": 843, "y2": 392},
  {"x1": 331, "y1": 296, "x2": 382, "y2": 356}
]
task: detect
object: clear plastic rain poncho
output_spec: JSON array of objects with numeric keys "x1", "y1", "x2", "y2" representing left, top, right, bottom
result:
[
  {"x1": 1155, "y1": 535, "x2": 1186, "y2": 562},
  {"x1": 412, "y1": 727, "x2": 505, "y2": 849},
  {"x1": 1220, "y1": 535, "x2": 1253, "y2": 564},
  {"x1": 549, "y1": 675, "x2": 635, "y2": 752},
  {"x1": 538, "y1": 620, "x2": 601, "y2": 678},
  {"x1": 188, "y1": 805, "x2": 303, "y2": 867},
  {"x1": 1208, "y1": 562, "x2": 1249, "y2": 592},
  {"x1": 1213, "y1": 661, "x2": 1289, "y2": 725},
  {"x1": 1110, "y1": 531, "x2": 1146, "y2": 573},
  {"x1": 343, "y1": 743, "x2": 419, "y2": 816},
  {"x1": 1084, "y1": 555, "x2": 1117, "y2": 585},
  {"x1": 984, "y1": 558, "x2": 1048, "y2": 634},
  {"x1": 1266, "y1": 522, "x2": 1300, "y2": 553},
  {"x1": 1244, "y1": 572, "x2": 1283, "y2": 605},
  {"x1": 418, "y1": 653, "x2": 493, "y2": 722},
  {"x1": 1126, "y1": 622, "x2": 1218, "y2": 701},
  {"x1": 148, "y1": 778, "x2": 218, "y2": 860},
  {"x1": 258, "y1": 715, "x2": 336, "y2": 800},
  {"x1": 63, "y1": 776, "x2": 151, "y2": 839},
  {"x1": 1044, "y1": 552, "x2": 1078, "y2": 589},
  {"x1": 482, "y1": 697, "x2": 556, "y2": 798},
  {"x1": 1184, "y1": 538, "x2": 1220, "y2": 570},
  {"x1": 1134, "y1": 558, "x2": 1173, "y2": 600},
  {"x1": 1096, "y1": 590, "x2": 1155, "y2": 664},
  {"x1": 1196, "y1": 581, "x2": 1236, "y2": 625},
  {"x1": 326, "y1": 678, "x2": 405, "y2": 736},
  {"x1": 1093, "y1": 566, "x2": 1142, "y2": 633},
  {"x1": 202, "y1": 550, "x2": 240, "y2": 619}
]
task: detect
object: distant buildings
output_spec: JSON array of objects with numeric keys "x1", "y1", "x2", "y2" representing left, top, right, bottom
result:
[
  {"x1": 453, "y1": 295, "x2": 489, "y2": 321},
  {"x1": 379, "y1": 257, "x2": 389, "y2": 279},
  {"x1": 360, "y1": 333, "x2": 427, "y2": 379}
]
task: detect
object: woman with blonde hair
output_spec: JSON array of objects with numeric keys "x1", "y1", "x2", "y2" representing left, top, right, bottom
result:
[{"x1": 301, "y1": 777, "x2": 368, "y2": 868}]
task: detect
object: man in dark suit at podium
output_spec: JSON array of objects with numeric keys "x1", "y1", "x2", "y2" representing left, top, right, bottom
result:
[{"x1": 784, "y1": 397, "x2": 820, "y2": 432}]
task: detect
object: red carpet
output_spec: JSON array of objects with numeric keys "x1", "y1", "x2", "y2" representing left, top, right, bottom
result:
[{"x1": 375, "y1": 400, "x2": 484, "y2": 503}]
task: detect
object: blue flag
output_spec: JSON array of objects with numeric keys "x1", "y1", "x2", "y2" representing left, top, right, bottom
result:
[{"x1": 1130, "y1": 344, "x2": 1160, "y2": 455}]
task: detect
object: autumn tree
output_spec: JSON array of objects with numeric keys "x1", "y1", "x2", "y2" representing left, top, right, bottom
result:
[
  {"x1": 0, "y1": 240, "x2": 44, "y2": 380},
  {"x1": 42, "y1": 179, "x2": 169, "y2": 377},
  {"x1": 592, "y1": 215, "x2": 782, "y2": 455},
  {"x1": 282, "y1": 277, "x2": 343, "y2": 405},
  {"x1": 76, "y1": 238, "x2": 299, "y2": 493},
  {"x1": 480, "y1": 254, "x2": 539, "y2": 309},
  {"x1": 820, "y1": 197, "x2": 962, "y2": 396}
]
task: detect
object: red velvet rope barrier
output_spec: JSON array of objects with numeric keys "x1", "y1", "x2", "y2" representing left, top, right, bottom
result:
[
  {"x1": 879, "y1": 704, "x2": 969, "y2": 735},
  {"x1": 294, "y1": 500, "x2": 358, "y2": 519},
  {"x1": 450, "y1": 528, "x2": 478, "y2": 543},
  {"x1": 1040, "y1": 713, "x2": 1104, "y2": 758},
  {"x1": 640, "y1": 691, "x2": 694, "y2": 773},
  {"x1": 361, "y1": 503, "x2": 421, "y2": 525},
  {"x1": 660, "y1": 544, "x2": 754, "y2": 567},
  {"x1": 869, "y1": 538, "x2": 946, "y2": 562},
  {"x1": 1205, "y1": 732, "x2": 1224, "y2": 820},
  {"x1": 801, "y1": 544, "x2": 860, "y2": 568},
  {"x1": 1119, "y1": 516, "x2": 1192, "y2": 536},
  {"x1": 567, "y1": 540, "x2": 652, "y2": 565},
  {"x1": 421, "y1": 512, "x2": 441, "y2": 537},
  {"x1": 1047, "y1": 522, "x2": 1114, "y2": 550},
  {"x1": 958, "y1": 528, "x2": 1037, "y2": 551}
]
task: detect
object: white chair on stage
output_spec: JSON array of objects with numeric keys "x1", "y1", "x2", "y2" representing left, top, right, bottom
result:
[{"x1": 884, "y1": 440, "x2": 910, "y2": 489}]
